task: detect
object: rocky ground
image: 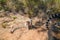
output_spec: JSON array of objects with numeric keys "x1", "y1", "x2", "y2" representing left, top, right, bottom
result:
[{"x1": 0, "y1": 13, "x2": 49, "y2": 40}]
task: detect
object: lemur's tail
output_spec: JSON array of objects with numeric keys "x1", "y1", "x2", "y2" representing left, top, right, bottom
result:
[{"x1": 46, "y1": 13, "x2": 60, "y2": 29}]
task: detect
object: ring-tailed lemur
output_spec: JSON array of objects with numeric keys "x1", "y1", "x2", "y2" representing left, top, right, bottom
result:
[{"x1": 46, "y1": 13, "x2": 60, "y2": 40}]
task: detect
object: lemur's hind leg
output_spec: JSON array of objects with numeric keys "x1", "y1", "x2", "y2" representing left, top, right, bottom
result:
[{"x1": 10, "y1": 27, "x2": 20, "y2": 34}]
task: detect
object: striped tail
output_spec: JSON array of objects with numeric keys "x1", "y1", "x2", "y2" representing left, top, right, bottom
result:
[{"x1": 45, "y1": 13, "x2": 60, "y2": 29}]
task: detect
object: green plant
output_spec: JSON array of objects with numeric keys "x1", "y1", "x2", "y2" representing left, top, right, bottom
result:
[
  {"x1": 2, "y1": 22, "x2": 7, "y2": 28},
  {"x1": 0, "y1": 0, "x2": 6, "y2": 4},
  {"x1": 11, "y1": 16, "x2": 17, "y2": 19}
]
